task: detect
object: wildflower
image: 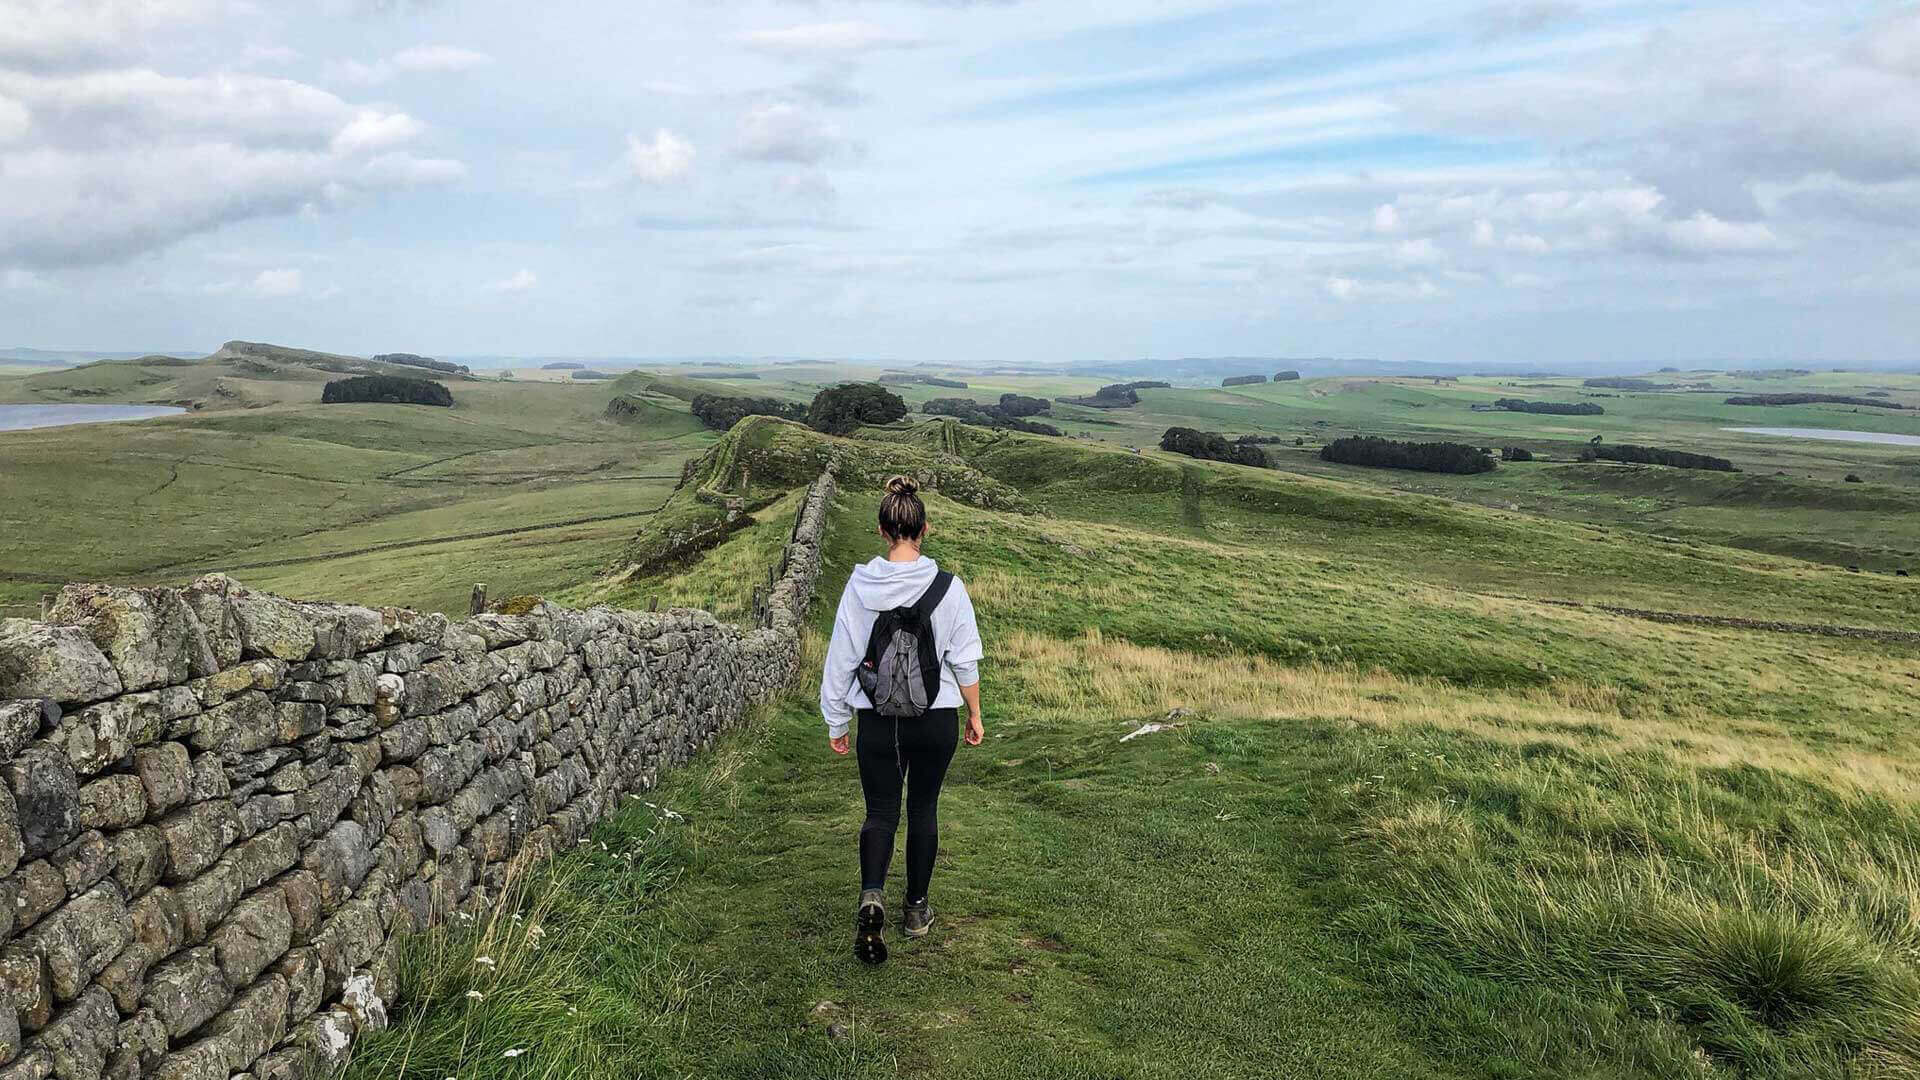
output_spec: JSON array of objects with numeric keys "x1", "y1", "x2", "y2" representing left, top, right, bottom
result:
[
  {"x1": 466, "y1": 990, "x2": 484, "y2": 1001},
  {"x1": 502, "y1": 1048, "x2": 526, "y2": 1058},
  {"x1": 475, "y1": 956, "x2": 496, "y2": 968}
]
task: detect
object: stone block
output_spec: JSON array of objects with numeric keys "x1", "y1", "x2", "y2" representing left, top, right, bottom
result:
[
  {"x1": 131, "y1": 742, "x2": 191, "y2": 816},
  {"x1": 56, "y1": 687, "x2": 197, "y2": 776},
  {"x1": 0, "y1": 788, "x2": 21, "y2": 881},
  {"x1": 184, "y1": 754, "x2": 228, "y2": 802},
  {"x1": 75, "y1": 776, "x2": 144, "y2": 831},
  {"x1": 180, "y1": 576, "x2": 244, "y2": 671},
  {"x1": 2, "y1": 751, "x2": 77, "y2": 861},
  {"x1": 301, "y1": 821, "x2": 372, "y2": 911},
  {"x1": 0, "y1": 623, "x2": 122, "y2": 708},
  {"x1": 8, "y1": 862, "x2": 64, "y2": 933},
  {"x1": 22, "y1": 883, "x2": 129, "y2": 1001},
  {"x1": 190, "y1": 691, "x2": 271, "y2": 753},
  {"x1": 209, "y1": 887, "x2": 291, "y2": 989},
  {"x1": 229, "y1": 591, "x2": 314, "y2": 663},
  {"x1": 109, "y1": 826, "x2": 168, "y2": 897},
  {"x1": 274, "y1": 871, "x2": 322, "y2": 945},
  {"x1": 158, "y1": 801, "x2": 241, "y2": 882},
  {"x1": 127, "y1": 888, "x2": 187, "y2": 955},
  {"x1": 0, "y1": 700, "x2": 55, "y2": 763},
  {"x1": 47, "y1": 585, "x2": 215, "y2": 693},
  {"x1": 0, "y1": 946, "x2": 51, "y2": 1035},
  {"x1": 23, "y1": 987, "x2": 115, "y2": 1080},
  {"x1": 47, "y1": 831, "x2": 110, "y2": 897},
  {"x1": 139, "y1": 947, "x2": 229, "y2": 1039}
]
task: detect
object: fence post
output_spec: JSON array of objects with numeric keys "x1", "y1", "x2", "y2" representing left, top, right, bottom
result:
[
  {"x1": 470, "y1": 583, "x2": 488, "y2": 616},
  {"x1": 648, "y1": 596, "x2": 659, "y2": 613}
]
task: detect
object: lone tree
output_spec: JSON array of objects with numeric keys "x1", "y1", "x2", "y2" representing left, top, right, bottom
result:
[
  {"x1": 321, "y1": 375, "x2": 453, "y2": 407},
  {"x1": 807, "y1": 382, "x2": 908, "y2": 435}
]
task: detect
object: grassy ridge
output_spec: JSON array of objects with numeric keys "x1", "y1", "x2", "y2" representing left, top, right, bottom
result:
[{"x1": 348, "y1": 437, "x2": 1920, "y2": 1078}]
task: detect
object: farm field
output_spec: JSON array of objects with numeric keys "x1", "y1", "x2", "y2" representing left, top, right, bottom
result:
[
  {"x1": 344, "y1": 422, "x2": 1920, "y2": 1080},
  {"x1": 0, "y1": 347, "x2": 713, "y2": 615}
]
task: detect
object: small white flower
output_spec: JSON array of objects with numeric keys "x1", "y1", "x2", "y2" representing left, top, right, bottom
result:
[
  {"x1": 474, "y1": 956, "x2": 496, "y2": 968},
  {"x1": 502, "y1": 1048, "x2": 526, "y2": 1058},
  {"x1": 566, "y1": 1005, "x2": 578, "y2": 1016},
  {"x1": 466, "y1": 990, "x2": 484, "y2": 1000},
  {"x1": 528, "y1": 924, "x2": 546, "y2": 938}
]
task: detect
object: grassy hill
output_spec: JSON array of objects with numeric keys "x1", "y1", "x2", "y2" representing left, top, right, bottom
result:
[{"x1": 345, "y1": 420, "x2": 1920, "y2": 1080}]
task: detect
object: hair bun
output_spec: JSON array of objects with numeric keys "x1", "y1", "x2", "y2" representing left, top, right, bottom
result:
[{"x1": 885, "y1": 475, "x2": 919, "y2": 497}]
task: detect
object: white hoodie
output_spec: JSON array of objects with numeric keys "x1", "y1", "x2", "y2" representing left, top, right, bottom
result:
[{"x1": 819, "y1": 555, "x2": 982, "y2": 738}]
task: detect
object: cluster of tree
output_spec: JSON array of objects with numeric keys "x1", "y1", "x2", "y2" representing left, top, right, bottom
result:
[
  {"x1": 923, "y1": 376, "x2": 969, "y2": 389},
  {"x1": 1501, "y1": 446, "x2": 1534, "y2": 461},
  {"x1": 1160, "y1": 427, "x2": 1267, "y2": 467},
  {"x1": 1320, "y1": 436, "x2": 1496, "y2": 474},
  {"x1": 1728, "y1": 368, "x2": 1812, "y2": 379},
  {"x1": 689, "y1": 393, "x2": 806, "y2": 431},
  {"x1": 1725, "y1": 393, "x2": 1908, "y2": 410},
  {"x1": 1582, "y1": 377, "x2": 1677, "y2": 390},
  {"x1": 921, "y1": 398, "x2": 1061, "y2": 435},
  {"x1": 688, "y1": 371, "x2": 761, "y2": 380},
  {"x1": 569, "y1": 370, "x2": 615, "y2": 380},
  {"x1": 1058, "y1": 384, "x2": 1141, "y2": 408},
  {"x1": 372, "y1": 353, "x2": 469, "y2": 375},
  {"x1": 1274, "y1": 370, "x2": 1301, "y2": 381},
  {"x1": 1114, "y1": 380, "x2": 1170, "y2": 391},
  {"x1": 321, "y1": 375, "x2": 453, "y2": 407},
  {"x1": 541, "y1": 362, "x2": 585, "y2": 370},
  {"x1": 1233, "y1": 434, "x2": 1288, "y2": 444},
  {"x1": 880, "y1": 373, "x2": 970, "y2": 389},
  {"x1": 1222, "y1": 374, "x2": 1268, "y2": 387},
  {"x1": 807, "y1": 383, "x2": 909, "y2": 435},
  {"x1": 1577, "y1": 444, "x2": 1736, "y2": 471},
  {"x1": 997, "y1": 394, "x2": 1050, "y2": 417},
  {"x1": 1494, "y1": 397, "x2": 1605, "y2": 415}
]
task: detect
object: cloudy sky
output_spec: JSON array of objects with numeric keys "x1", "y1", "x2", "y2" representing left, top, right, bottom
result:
[{"x1": 2, "y1": 0, "x2": 1918, "y2": 366}]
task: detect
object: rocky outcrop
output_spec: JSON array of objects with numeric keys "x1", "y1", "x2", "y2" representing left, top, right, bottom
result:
[{"x1": 0, "y1": 469, "x2": 836, "y2": 1079}]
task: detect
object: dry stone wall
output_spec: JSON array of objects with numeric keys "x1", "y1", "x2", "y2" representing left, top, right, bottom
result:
[{"x1": 0, "y1": 469, "x2": 836, "y2": 1080}]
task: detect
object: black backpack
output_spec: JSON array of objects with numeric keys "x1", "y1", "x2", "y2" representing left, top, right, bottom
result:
[{"x1": 855, "y1": 572, "x2": 954, "y2": 717}]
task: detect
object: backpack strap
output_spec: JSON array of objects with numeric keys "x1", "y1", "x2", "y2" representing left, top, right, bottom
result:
[{"x1": 910, "y1": 572, "x2": 954, "y2": 694}]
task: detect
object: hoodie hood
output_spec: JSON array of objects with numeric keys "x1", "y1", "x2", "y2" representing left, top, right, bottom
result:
[{"x1": 849, "y1": 555, "x2": 940, "y2": 611}]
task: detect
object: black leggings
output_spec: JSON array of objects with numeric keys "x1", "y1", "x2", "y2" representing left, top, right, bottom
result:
[{"x1": 856, "y1": 707, "x2": 959, "y2": 902}]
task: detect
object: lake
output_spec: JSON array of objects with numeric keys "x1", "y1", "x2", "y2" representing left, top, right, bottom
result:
[
  {"x1": 1723, "y1": 426, "x2": 1920, "y2": 447},
  {"x1": 0, "y1": 403, "x2": 188, "y2": 432}
]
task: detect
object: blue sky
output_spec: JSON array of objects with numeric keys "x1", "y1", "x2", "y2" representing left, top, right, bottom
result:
[{"x1": 1, "y1": 0, "x2": 1917, "y2": 366}]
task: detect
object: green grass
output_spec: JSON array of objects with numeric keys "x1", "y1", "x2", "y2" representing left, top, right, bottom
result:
[{"x1": 347, "y1": 424, "x2": 1920, "y2": 1079}]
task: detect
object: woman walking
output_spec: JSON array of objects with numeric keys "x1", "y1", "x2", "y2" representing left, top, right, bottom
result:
[{"x1": 820, "y1": 476, "x2": 984, "y2": 965}]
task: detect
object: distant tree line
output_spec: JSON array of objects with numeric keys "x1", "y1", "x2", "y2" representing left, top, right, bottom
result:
[
  {"x1": 372, "y1": 353, "x2": 469, "y2": 375},
  {"x1": 1320, "y1": 436, "x2": 1496, "y2": 474},
  {"x1": 1495, "y1": 397, "x2": 1605, "y2": 415},
  {"x1": 1161, "y1": 427, "x2": 1267, "y2": 467},
  {"x1": 1059, "y1": 383, "x2": 1150, "y2": 408},
  {"x1": 1233, "y1": 435, "x2": 1288, "y2": 444},
  {"x1": 541, "y1": 362, "x2": 585, "y2": 370},
  {"x1": 880, "y1": 373, "x2": 969, "y2": 389},
  {"x1": 321, "y1": 375, "x2": 453, "y2": 407},
  {"x1": 1583, "y1": 377, "x2": 1678, "y2": 390},
  {"x1": 690, "y1": 393, "x2": 806, "y2": 431},
  {"x1": 922, "y1": 376, "x2": 969, "y2": 389},
  {"x1": 1501, "y1": 446, "x2": 1534, "y2": 461},
  {"x1": 921, "y1": 398, "x2": 1061, "y2": 435},
  {"x1": 1725, "y1": 393, "x2": 1908, "y2": 410},
  {"x1": 1222, "y1": 374, "x2": 1268, "y2": 387},
  {"x1": 1578, "y1": 444, "x2": 1736, "y2": 471},
  {"x1": 997, "y1": 394, "x2": 1050, "y2": 417},
  {"x1": 687, "y1": 371, "x2": 761, "y2": 380},
  {"x1": 1274, "y1": 370, "x2": 1301, "y2": 381},
  {"x1": 570, "y1": 370, "x2": 615, "y2": 380}
]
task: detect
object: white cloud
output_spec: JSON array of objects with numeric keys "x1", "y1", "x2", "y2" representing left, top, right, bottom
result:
[
  {"x1": 1392, "y1": 237, "x2": 1444, "y2": 266},
  {"x1": 737, "y1": 102, "x2": 859, "y2": 165},
  {"x1": 1657, "y1": 212, "x2": 1787, "y2": 256},
  {"x1": 250, "y1": 267, "x2": 301, "y2": 296},
  {"x1": 2, "y1": 268, "x2": 47, "y2": 289},
  {"x1": 1370, "y1": 203, "x2": 1401, "y2": 233},
  {"x1": 740, "y1": 22, "x2": 925, "y2": 57},
  {"x1": 0, "y1": 94, "x2": 27, "y2": 141},
  {"x1": 627, "y1": 128, "x2": 695, "y2": 184},
  {"x1": 330, "y1": 110, "x2": 424, "y2": 154},
  {"x1": 0, "y1": 0, "x2": 226, "y2": 70},
  {"x1": 329, "y1": 44, "x2": 493, "y2": 85},
  {"x1": 1504, "y1": 231, "x2": 1550, "y2": 254},
  {"x1": 0, "y1": 67, "x2": 462, "y2": 267},
  {"x1": 489, "y1": 268, "x2": 538, "y2": 293},
  {"x1": 391, "y1": 45, "x2": 492, "y2": 74}
]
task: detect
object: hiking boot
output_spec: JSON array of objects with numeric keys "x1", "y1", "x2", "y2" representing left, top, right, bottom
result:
[
  {"x1": 903, "y1": 897, "x2": 934, "y2": 938},
  {"x1": 854, "y1": 889, "x2": 887, "y2": 966}
]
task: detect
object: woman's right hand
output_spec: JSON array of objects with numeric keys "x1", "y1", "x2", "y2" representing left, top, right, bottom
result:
[{"x1": 829, "y1": 733, "x2": 851, "y2": 755}]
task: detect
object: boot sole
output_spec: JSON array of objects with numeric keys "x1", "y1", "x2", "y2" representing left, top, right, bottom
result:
[{"x1": 854, "y1": 904, "x2": 887, "y2": 966}]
